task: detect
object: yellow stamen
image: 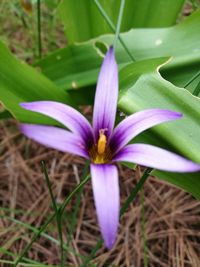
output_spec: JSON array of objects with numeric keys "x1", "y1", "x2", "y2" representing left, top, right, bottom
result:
[{"x1": 97, "y1": 130, "x2": 107, "y2": 155}]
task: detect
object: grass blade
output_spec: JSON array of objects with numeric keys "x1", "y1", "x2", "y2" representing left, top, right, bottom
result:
[
  {"x1": 141, "y1": 187, "x2": 148, "y2": 267},
  {"x1": 113, "y1": 0, "x2": 125, "y2": 50},
  {"x1": 37, "y1": 0, "x2": 42, "y2": 58},
  {"x1": 192, "y1": 80, "x2": 200, "y2": 96},
  {"x1": 41, "y1": 161, "x2": 64, "y2": 267},
  {"x1": 93, "y1": 0, "x2": 135, "y2": 61},
  {"x1": 184, "y1": 70, "x2": 200, "y2": 88},
  {"x1": 68, "y1": 161, "x2": 90, "y2": 238},
  {"x1": 14, "y1": 173, "x2": 90, "y2": 266}
]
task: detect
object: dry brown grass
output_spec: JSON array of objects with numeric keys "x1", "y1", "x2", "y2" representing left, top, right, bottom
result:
[{"x1": 0, "y1": 120, "x2": 200, "y2": 267}]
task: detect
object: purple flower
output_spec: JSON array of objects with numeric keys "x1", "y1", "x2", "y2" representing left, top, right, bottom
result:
[{"x1": 20, "y1": 47, "x2": 200, "y2": 249}]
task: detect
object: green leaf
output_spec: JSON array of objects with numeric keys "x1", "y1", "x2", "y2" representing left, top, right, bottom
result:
[
  {"x1": 1, "y1": 9, "x2": 199, "y2": 199},
  {"x1": 0, "y1": 103, "x2": 12, "y2": 120},
  {"x1": 118, "y1": 57, "x2": 200, "y2": 199},
  {"x1": 0, "y1": 110, "x2": 12, "y2": 120},
  {"x1": 35, "y1": 43, "x2": 103, "y2": 91},
  {"x1": 58, "y1": 0, "x2": 185, "y2": 43},
  {"x1": 0, "y1": 42, "x2": 74, "y2": 124},
  {"x1": 36, "y1": 10, "x2": 200, "y2": 95},
  {"x1": 120, "y1": 0, "x2": 185, "y2": 28},
  {"x1": 154, "y1": 171, "x2": 200, "y2": 200}
]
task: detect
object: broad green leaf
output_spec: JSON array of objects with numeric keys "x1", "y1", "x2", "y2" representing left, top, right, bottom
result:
[
  {"x1": 34, "y1": 43, "x2": 102, "y2": 91},
  {"x1": 120, "y1": 0, "x2": 185, "y2": 28},
  {"x1": 36, "y1": 10, "x2": 200, "y2": 94},
  {"x1": 154, "y1": 171, "x2": 200, "y2": 200},
  {"x1": 1, "y1": 10, "x2": 199, "y2": 199},
  {"x1": 118, "y1": 57, "x2": 200, "y2": 199},
  {"x1": 0, "y1": 42, "x2": 74, "y2": 124},
  {"x1": 58, "y1": 0, "x2": 185, "y2": 43}
]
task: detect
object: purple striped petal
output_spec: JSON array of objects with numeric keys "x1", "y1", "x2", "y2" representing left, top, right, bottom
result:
[
  {"x1": 113, "y1": 144, "x2": 200, "y2": 172},
  {"x1": 110, "y1": 109, "x2": 182, "y2": 154},
  {"x1": 92, "y1": 47, "x2": 118, "y2": 141},
  {"x1": 20, "y1": 101, "x2": 94, "y2": 147},
  {"x1": 20, "y1": 124, "x2": 89, "y2": 158},
  {"x1": 91, "y1": 163, "x2": 119, "y2": 249}
]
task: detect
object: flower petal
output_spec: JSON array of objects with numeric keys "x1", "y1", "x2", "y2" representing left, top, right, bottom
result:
[
  {"x1": 20, "y1": 124, "x2": 89, "y2": 158},
  {"x1": 90, "y1": 163, "x2": 119, "y2": 249},
  {"x1": 110, "y1": 109, "x2": 182, "y2": 154},
  {"x1": 92, "y1": 47, "x2": 118, "y2": 141},
  {"x1": 113, "y1": 144, "x2": 200, "y2": 172},
  {"x1": 20, "y1": 101, "x2": 94, "y2": 146}
]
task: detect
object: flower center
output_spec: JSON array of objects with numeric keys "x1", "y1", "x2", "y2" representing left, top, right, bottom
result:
[{"x1": 89, "y1": 129, "x2": 112, "y2": 164}]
